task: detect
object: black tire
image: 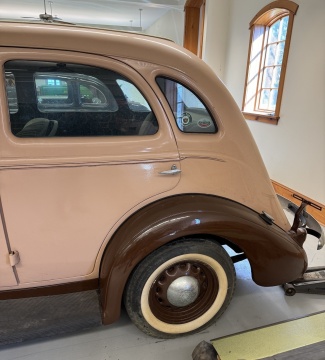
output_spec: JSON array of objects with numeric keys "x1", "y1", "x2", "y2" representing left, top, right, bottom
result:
[{"x1": 123, "y1": 239, "x2": 236, "y2": 338}]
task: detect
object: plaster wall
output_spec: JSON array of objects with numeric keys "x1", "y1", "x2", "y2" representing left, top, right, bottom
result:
[
  {"x1": 202, "y1": 0, "x2": 231, "y2": 81},
  {"x1": 145, "y1": 9, "x2": 184, "y2": 45},
  {"x1": 203, "y1": 0, "x2": 325, "y2": 203}
]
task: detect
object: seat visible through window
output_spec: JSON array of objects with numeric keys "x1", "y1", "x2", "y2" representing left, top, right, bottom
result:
[{"x1": 16, "y1": 118, "x2": 58, "y2": 137}]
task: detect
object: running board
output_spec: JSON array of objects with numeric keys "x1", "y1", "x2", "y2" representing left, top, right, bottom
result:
[
  {"x1": 283, "y1": 267, "x2": 325, "y2": 296},
  {"x1": 0, "y1": 290, "x2": 102, "y2": 345}
]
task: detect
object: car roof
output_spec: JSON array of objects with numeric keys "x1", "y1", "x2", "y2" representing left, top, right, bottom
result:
[
  {"x1": 0, "y1": 19, "x2": 174, "y2": 42},
  {"x1": 0, "y1": 20, "x2": 199, "y2": 72}
]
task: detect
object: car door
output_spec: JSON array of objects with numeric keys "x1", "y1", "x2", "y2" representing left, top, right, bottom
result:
[
  {"x1": 0, "y1": 220, "x2": 18, "y2": 287},
  {"x1": 0, "y1": 50, "x2": 180, "y2": 287}
]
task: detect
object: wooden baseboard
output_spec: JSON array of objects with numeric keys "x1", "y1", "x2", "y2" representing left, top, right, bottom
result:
[{"x1": 272, "y1": 180, "x2": 325, "y2": 226}]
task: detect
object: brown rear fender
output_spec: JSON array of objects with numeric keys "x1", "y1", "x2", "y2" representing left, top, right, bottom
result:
[{"x1": 99, "y1": 194, "x2": 307, "y2": 325}]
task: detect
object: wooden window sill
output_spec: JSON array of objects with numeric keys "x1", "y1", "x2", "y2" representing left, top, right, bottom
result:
[{"x1": 243, "y1": 112, "x2": 279, "y2": 125}]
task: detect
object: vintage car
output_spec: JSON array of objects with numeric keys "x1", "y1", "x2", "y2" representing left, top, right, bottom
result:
[{"x1": 0, "y1": 20, "x2": 323, "y2": 342}]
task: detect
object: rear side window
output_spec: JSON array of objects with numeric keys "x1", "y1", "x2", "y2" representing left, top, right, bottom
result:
[
  {"x1": 4, "y1": 60, "x2": 158, "y2": 138},
  {"x1": 35, "y1": 72, "x2": 118, "y2": 113},
  {"x1": 156, "y1": 77, "x2": 217, "y2": 133}
]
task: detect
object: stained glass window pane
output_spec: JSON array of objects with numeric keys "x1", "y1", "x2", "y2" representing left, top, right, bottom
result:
[
  {"x1": 271, "y1": 66, "x2": 281, "y2": 88},
  {"x1": 269, "y1": 20, "x2": 280, "y2": 43},
  {"x1": 260, "y1": 89, "x2": 270, "y2": 109},
  {"x1": 279, "y1": 16, "x2": 289, "y2": 41},
  {"x1": 265, "y1": 44, "x2": 277, "y2": 66},
  {"x1": 269, "y1": 89, "x2": 278, "y2": 110},
  {"x1": 275, "y1": 41, "x2": 285, "y2": 65},
  {"x1": 262, "y1": 67, "x2": 273, "y2": 88}
]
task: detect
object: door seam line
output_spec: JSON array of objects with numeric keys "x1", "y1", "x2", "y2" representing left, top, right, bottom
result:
[{"x1": 0, "y1": 196, "x2": 20, "y2": 284}]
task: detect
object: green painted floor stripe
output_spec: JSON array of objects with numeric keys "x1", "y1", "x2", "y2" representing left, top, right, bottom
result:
[{"x1": 212, "y1": 312, "x2": 325, "y2": 360}]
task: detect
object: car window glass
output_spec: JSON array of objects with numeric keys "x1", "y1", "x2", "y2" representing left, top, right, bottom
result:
[
  {"x1": 4, "y1": 60, "x2": 158, "y2": 138},
  {"x1": 35, "y1": 76, "x2": 72, "y2": 109},
  {"x1": 5, "y1": 72, "x2": 18, "y2": 114},
  {"x1": 156, "y1": 77, "x2": 217, "y2": 133},
  {"x1": 35, "y1": 72, "x2": 118, "y2": 113},
  {"x1": 116, "y1": 79, "x2": 150, "y2": 112}
]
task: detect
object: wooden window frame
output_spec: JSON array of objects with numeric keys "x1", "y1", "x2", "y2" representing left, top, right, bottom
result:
[{"x1": 242, "y1": 1, "x2": 298, "y2": 125}]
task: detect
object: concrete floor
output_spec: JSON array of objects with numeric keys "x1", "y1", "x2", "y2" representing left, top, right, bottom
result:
[{"x1": 0, "y1": 222, "x2": 324, "y2": 360}]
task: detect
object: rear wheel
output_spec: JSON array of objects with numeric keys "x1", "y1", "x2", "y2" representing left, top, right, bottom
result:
[{"x1": 124, "y1": 239, "x2": 236, "y2": 338}]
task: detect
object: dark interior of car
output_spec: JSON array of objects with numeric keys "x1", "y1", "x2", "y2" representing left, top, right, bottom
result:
[{"x1": 5, "y1": 60, "x2": 158, "y2": 138}]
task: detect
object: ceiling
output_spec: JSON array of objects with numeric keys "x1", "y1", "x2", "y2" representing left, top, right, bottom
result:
[{"x1": 0, "y1": 0, "x2": 186, "y2": 30}]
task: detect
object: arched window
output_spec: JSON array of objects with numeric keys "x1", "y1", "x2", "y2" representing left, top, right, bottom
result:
[{"x1": 242, "y1": 1, "x2": 298, "y2": 124}]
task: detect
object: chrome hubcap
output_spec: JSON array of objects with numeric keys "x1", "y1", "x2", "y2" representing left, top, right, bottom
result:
[
  {"x1": 148, "y1": 260, "x2": 219, "y2": 324},
  {"x1": 167, "y1": 276, "x2": 199, "y2": 307}
]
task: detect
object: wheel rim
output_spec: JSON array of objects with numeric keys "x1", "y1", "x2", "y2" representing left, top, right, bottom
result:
[
  {"x1": 141, "y1": 253, "x2": 228, "y2": 334},
  {"x1": 148, "y1": 260, "x2": 219, "y2": 324}
]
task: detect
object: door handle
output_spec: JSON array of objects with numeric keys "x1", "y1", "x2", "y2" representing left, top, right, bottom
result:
[{"x1": 159, "y1": 164, "x2": 181, "y2": 175}]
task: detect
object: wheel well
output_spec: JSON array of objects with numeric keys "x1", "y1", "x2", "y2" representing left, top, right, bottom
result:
[
  {"x1": 180, "y1": 234, "x2": 245, "y2": 254},
  {"x1": 125, "y1": 234, "x2": 246, "y2": 286},
  {"x1": 115, "y1": 234, "x2": 246, "y2": 326},
  {"x1": 154, "y1": 234, "x2": 246, "y2": 257},
  {"x1": 100, "y1": 194, "x2": 304, "y2": 326}
]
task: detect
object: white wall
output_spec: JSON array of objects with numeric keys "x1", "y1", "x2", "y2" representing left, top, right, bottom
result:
[
  {"x1": 202, "y1": 0, "x2": 231, "y2": 81},
  {"x1": 203, "y1": 0, "x2": 325, "y2": 203},
  {"x1": 145, "y1": 9, "x2": 184, "y2": 45}
]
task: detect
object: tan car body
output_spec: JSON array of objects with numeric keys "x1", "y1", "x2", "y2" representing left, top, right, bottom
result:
[{"x1": 0, "y1": 21, "x2": 316, "y2": 337}]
